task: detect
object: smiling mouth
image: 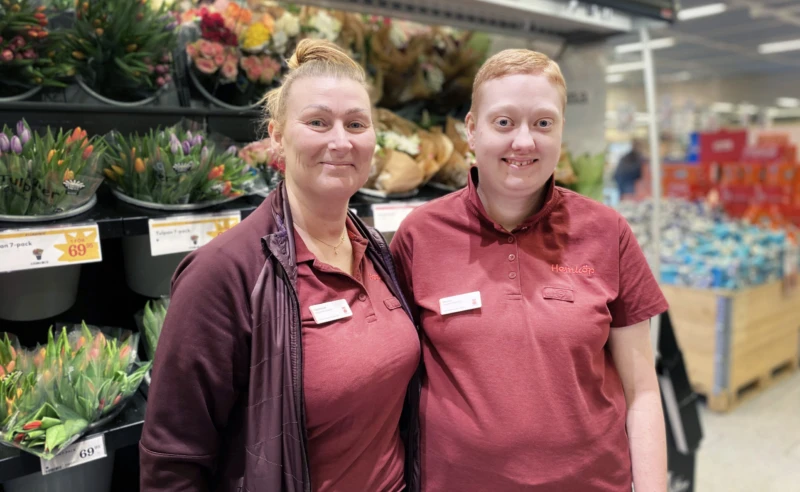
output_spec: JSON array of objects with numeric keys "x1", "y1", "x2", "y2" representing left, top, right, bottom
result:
[
  {"x1": 321, "y1": 162, "x2": 354, "y2": 167},
  {"x1": 502, "y1": 158, "x2": 539, "y2": 167}
]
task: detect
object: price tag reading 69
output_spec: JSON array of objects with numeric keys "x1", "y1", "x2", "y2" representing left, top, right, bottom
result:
[
  {"x1": 40, "y1": 434, "x2": 107, "y2": 475},
  {"x1": 0, "y1": 224, "x2": 103, "y2": 273}
]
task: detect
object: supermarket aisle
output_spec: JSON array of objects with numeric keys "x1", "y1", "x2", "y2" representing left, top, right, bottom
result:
[{"x1": 695, "y1": 372, "x2": 800, "y2": 492}]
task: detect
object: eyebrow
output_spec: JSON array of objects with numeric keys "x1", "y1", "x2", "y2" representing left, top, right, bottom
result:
[{"x1": 301, "y1": 104, "x2": 367, "y2": 115}]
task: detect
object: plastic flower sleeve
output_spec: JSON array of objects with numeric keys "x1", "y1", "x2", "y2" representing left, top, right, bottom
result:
[{"x1": 137, "y1": 298, "x2": 170, "y2": 361}]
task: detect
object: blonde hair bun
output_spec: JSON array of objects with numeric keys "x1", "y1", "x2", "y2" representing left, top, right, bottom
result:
[{"x1": 288, "y1": 39, "x2": 361, "y2": 73}]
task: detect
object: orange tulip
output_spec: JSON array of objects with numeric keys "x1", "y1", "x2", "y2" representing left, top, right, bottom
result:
[
  {"x1": 63, "y1": 169, "x2": 75, "y2": 181},
  {"x1": 47, "y1": 149, "x2": 55, "y2": 163},
  {"x1": 82, "y1": 145, "x2": 93, "y2": 159},
  {"x1": 134, "y1": 158, "x2": 146, "y2": 173}
]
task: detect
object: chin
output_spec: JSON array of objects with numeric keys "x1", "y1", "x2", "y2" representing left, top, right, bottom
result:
[{"x1": 315, "y1": 174, "x2": 364, "y2": 198}]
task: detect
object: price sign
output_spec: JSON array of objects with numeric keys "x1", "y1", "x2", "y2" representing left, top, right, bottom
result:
[
  {"x1": 40, "y1": 434, "x2": 107, "y2": 475},
  {"x1": 0, "y1": 224, "x2": 102, "y2": 273},
  {"x1": 371, "y1": 203, "x2": 423, "y2": 233},
  {"x1": 149, "y1": 211, "x2": 242, "y2": 256}
]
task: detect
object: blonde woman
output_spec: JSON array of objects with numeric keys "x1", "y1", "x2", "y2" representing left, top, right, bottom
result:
[{"x1": 141, "y1": 39, "x2": 421, "y2": 492}]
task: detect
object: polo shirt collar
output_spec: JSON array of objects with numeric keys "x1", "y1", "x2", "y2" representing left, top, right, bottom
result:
[
  {"x1": 466, "y1": 166, "x2": 560, "y2": 232},
  {"x1": 294, "y1": 217, "x2": 368, "y2": 267}
]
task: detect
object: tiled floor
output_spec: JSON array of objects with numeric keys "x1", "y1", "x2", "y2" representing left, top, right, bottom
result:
[{"x1": 694, "y1": 372, "x2": 800, "y2": 491}]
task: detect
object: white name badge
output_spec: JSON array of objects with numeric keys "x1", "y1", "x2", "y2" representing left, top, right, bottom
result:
[
  {"x1": 309, "y1": 299, "x2": 353, "y2": 324},
  {"x1": 439, "y1": 291, "x2": 482, "y2": 315}
]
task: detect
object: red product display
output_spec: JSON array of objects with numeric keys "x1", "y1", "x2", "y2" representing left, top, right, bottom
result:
[{"x1": 699, "y1": 129, "x2": 747, "y2": 163}]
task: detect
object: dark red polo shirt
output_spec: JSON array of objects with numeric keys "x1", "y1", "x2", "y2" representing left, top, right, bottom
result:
[
  {"x1": 296, "y1": 219, "x2": 420, "y2": 492},
  {"x1": 391, "y1": 169, "x2": 668, "y2": 491}
]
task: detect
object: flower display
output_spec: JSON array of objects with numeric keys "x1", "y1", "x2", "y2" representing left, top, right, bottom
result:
[
  {"x1": 238, "y1": 138, "x2": 284, "y2": 191},
  {"x1": 0, "y1": 0, "x2": 75, "y2": 95},
  {"x1": 61, "y1": 0, "x2": 178, "y2": 102},
  {"x1": 0, "y1": 119, "x2": 105, "y2": 216},
  {"x1": 0, "y1": 324, "x2": 150, "y2": 459},
  {"x1": 141, "y1": 298, "x2": 169, "y2": 360},
  {"x1": 104, "y1": 126, "x2": 259, "y2": 205}
]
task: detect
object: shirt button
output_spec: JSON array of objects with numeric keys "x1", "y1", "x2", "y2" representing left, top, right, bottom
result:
[
  {"x1": 509, "y1": 272, "x2": 517, "y2": 279},
  {"x1": 507, "y1": 236, "x2": 515, "y2": 243},
  {"x1": 358, "y1": 293, "x2": 367, "y2": 302},
  {"x1": 508, "y1": 254, "x2": 516, "y2": 261}
]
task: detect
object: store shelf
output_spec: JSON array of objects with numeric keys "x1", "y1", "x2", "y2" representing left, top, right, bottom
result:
[
  {"x1": 0, "y1": 392, "x2": 146, "y2": 483},
  {"x1": 299, "y1": 0, "x2": 672, "y2": 43},
  {"x1": 0, "y1": 102, "x2": 262, "y2": 142},
  {"x1": 0, "y1": 185, "x2": 453, "y2": 237}
]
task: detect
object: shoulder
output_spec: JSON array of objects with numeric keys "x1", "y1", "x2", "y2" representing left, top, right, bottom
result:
[
  {"x1": 396, "y1": 189, "x2": 470, "y2": 237},
  {"x1": 554, "y1": 187, "x2": 628, "y2": 235}
]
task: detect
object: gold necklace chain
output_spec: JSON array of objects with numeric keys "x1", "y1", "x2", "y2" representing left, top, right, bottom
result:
[{"x1": 295, "y1": 224, "x2": 347, "y2": 255}]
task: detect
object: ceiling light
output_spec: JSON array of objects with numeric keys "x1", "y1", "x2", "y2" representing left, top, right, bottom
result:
[
  {"x1": 777, "y1": 97, "x2": 800, "y2": 108},
  {"x1": 614, "y1": 37, "x2": 676, "y2": 54},
  {"x1": 759, "y1": 38, "x2": 800, "y2": 54},
  {"x1": 677, "y1": 3, "x2": 727, "y2": 21},
  {"x1": 607, "y1": 62, "x2": 644, "y2": 74},
  {"x1": 606, "y1": 74, "x2": 625, "y2": 83},
  {"x1": 738, "y1": 104, "x2": 759, "y2": 114},
  {"x1": 711, "y1": 102, "x2": 734, "y2": 112}
]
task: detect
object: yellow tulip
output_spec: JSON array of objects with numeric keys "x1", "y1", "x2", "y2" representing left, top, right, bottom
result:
[
  {"x1": 103, "y1": 168, "x2": 117, "y2": 181},
  {"x1": 135, "y1": 158, "x2": 146, "y2": 173},
  {"x1": 63, "y1": 169, "x2": 75, "y2": 181},
  {"x1": 111, "y1": 165, "x2": 125, "y2": 176},
  {"x1": 47, "y1": 149, "x2": 55, "y2": 163}
]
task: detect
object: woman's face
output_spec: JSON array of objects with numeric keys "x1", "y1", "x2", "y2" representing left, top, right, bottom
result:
[
  {"x1": 465, "y1": 73, "x2": 564, "y2": 202},
  {"x1": 270, "y1": 76, "x2": 375, "y2": 202}
]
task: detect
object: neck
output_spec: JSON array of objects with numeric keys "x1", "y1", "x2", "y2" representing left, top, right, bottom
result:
[
  {"x1": 285, "y1": 180, "x2": 349, "y2": 242},
  {"x1": 476, "y1": 183, "x2": 547, "y2": 232}
]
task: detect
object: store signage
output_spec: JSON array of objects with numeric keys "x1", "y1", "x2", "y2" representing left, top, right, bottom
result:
[
  {"x1": 699, "y1": 130, "x2": 747, "y2": 163},
  {"x1": 40, "y1": 434, "x2": 107, "y2": 475},
  {"x1": 371, "y1": 203, "x2": 423, "y2": 232},
  {"x1": 0, "y1": 223, "x2": 102, "y2": 273},
  {"x1": 148, "y1": 211, "x2": 242, "y2": 256}
]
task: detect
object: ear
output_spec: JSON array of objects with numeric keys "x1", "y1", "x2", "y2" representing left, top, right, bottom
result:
[
  {"x1": 268, "y1": 120, "x2": 283, "y2": 156},
  {"x1": 464, "y1": 112, "x2": 477, "y2": 151}
]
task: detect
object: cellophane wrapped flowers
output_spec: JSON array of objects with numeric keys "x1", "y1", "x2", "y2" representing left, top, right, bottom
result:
[
  {"x1": 62, "y1": 0, "x2": 178, "y2": 101},
  {"x1": 0, "y1": 119, "x2": 105, "y2": 216},
  {"x1": 103, "y1": 126, "x2": 261, "y2": 205},
  {"x1": 0, "y1": 324, "x2": 151, "y2": 459},
  {"x1": 238, "y1": 138, "x2": 283, "y2": 192}
]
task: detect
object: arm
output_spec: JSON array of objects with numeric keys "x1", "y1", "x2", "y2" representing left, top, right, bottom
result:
[
  {"x1": 139, "y1": 251, "x2": 250, "y2": 492},
  {"x1": 608, "y1": 320, "x2": 667, "y2": 492}
]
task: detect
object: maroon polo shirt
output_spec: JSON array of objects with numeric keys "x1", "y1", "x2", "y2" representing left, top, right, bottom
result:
[
  {"x1": 296, "y1": 219, "x2": 420, "y2": 492},
  {"x1": 391, "y1": 170, "x2": 668, "y2": 491}
]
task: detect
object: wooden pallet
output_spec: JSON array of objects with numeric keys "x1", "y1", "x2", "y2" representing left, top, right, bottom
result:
[
  {"x1": 699, "y1": 357, "x2": 799, "y2": 412},
  {"x1": 663, "y1": 280, "x2": 800, "y2": 413}
]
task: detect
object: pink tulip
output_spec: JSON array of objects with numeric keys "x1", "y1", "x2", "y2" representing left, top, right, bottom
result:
[
  {"x1": 186, "y1": 43, "x2": 198, "y2": 59},
  {"x1": 195, "y1": 57, "x2": 218, "y2": 74},
  {"x1": 221, "y1": 59, "x2": 238, "y2": 80},
  {"x1": 1, "y1": 50, "x2": 12, "y2": 62}
]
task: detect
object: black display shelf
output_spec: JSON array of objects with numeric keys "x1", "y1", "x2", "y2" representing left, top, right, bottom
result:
[
  {"x1": 0, "y1": 391, "x2": 146, "y2": 483},
  {"x1": 0, "y1": 102, "x2": 262, "y2": 142},
  {"x1": 0, "y1": 184, "x2": 454, "y2": 236}
]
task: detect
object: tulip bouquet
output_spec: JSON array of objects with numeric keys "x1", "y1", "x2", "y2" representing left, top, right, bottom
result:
[
  {"x1": 0, "y1": 120, "x2": 105, "y2": 217},
  {"x1": 61, "y1": 0, "x2": 178, "y2": 102},
  {"x1": 238, "y1": 138, "x2": 284, "y2": 192},
  {"x1": 1, "y1": 324, "x2": 151, "y2": 459},
  {"x1": 141, "y1": 298, "x2": 169, "y2": 360},
  {"x1": 104, "y1": 126, "x2": 260, "y2": 206},
  {"x1": 0, "y1": 0, "x2": 76, "y2": 96}
]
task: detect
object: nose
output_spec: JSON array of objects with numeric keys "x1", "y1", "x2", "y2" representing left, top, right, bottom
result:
[
  {"x1": 511, "y1": 126, "x2": 536, "y2": 152},
  {"x1": 328, "y1": 123, "x2": 353, "y2": 153}
]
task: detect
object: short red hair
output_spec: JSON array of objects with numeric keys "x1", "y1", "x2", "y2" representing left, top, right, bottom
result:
[{"x1": 471, "y1": 49, "x2": 567, "y2": 113}]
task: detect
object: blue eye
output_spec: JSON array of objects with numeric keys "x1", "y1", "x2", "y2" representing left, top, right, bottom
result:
[
  {"x1": 309, "y1": 120, "x2": 325, "y2": 127},
  {"x1": 538, "y1": 119, "x2": 553, "y2": 128},
  {"x1": 349, "y1": 121, "x2": 366, "y2": 129},
  {"x1": 495, "y1": 118, "x2": 511, "y2": 127}
]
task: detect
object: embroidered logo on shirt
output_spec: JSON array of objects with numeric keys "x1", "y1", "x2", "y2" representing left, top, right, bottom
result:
[{"x1": 551, "y1": 264, "x2": 595, "y2": 275}]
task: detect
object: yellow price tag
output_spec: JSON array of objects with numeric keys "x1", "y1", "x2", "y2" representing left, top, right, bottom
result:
[{"x1": 55, "y1": 229, "x2": 102, "y2": 263}]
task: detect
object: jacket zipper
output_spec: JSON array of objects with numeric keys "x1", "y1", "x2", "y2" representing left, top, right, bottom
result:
[{"x1": 274, "y1": 259, "x2": 312, "y2": 492}]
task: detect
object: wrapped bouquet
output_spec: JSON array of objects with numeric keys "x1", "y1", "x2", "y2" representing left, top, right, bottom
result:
[{"x1": 0, "y1": 120, "x2": 105, "y2": 217}]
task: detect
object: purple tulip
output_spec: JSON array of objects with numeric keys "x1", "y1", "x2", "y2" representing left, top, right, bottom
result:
[
  {"x1": 170, "y1": 138, "x2": 180, "y2": 155},
  {"x1": 226, "y1": 145, "x2": 237, "y2": 155},
  {"x1": 19, "y1": 128, "x2": 30, "y2": 145},
  {"x1": 0, "y1": 134, "x2": 9, "y2": 152},
  {"x1": 16, "y1": 121, "x2": 25, "y2": 136},
  {"x1": 192, "y1": 135, "x2": 203, "y2": 147},
  {"x1": 10, "y1": 136, "x2": 22, "y2": 154},
  {"x1": 182, "y1": 141, "x2": 191, "y2": 154},
  {"x1": 185, "y1": 130, "x2": 193, "y2": 140}
]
